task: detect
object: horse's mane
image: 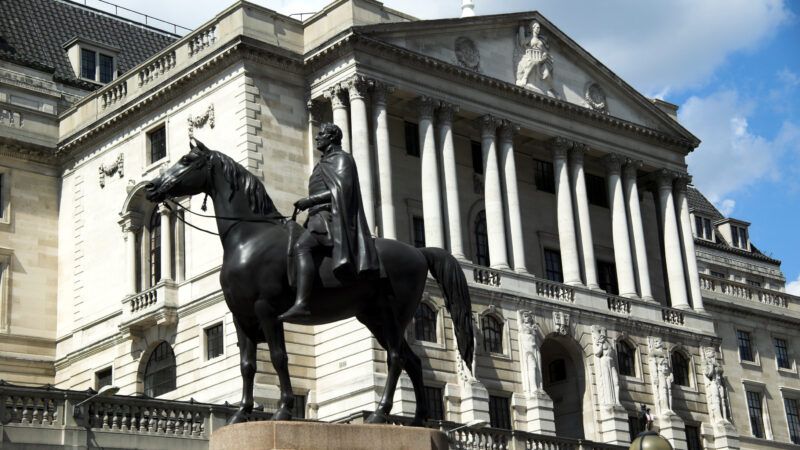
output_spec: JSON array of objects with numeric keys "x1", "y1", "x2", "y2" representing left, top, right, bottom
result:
[{"x1": 210, "y1": 150, "x2": 281, "y2": 219}]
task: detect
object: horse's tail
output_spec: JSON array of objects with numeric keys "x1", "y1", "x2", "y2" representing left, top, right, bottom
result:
[{"x1": 420, "y1": 247, "x2": 474, "y2": 370}]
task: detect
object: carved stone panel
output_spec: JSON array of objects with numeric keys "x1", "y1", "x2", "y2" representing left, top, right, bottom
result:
[
  {"x1": 187, "y1": 104, "x2": 215, "y2": 137},
  {"x1": 584, "y1": 82, "x2": 608, "y2": 114},
  {"x1": 454, "y1": 36, "x2": 481, "y2": 72}
]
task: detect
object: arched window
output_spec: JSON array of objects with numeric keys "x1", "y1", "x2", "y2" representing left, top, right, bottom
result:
[
  {"x1": 144, "y1": 341, "x2": 176, "y2": 397},
  {"x1": 617, "y1": 340, "x2": 636, "y2": 377},
  {"x1": 481, "y1": 315, "x2": 503, "y2": 353},
  {"x1": 414, "y1": 303, "x2": 437, "y2": 343},
  {"x1": 474, "y1": 211, "x2": 489, "y2": 267},
  {"x1": 671, "y1": 351, "x2": 690, "y2": 387},
  {"x1": 148, "y1": 207, "x2": 162, "y2": 287}
]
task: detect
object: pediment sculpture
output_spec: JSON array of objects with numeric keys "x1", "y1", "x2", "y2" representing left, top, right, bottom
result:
[{"x1": 514, "y1": 21, "x2": 560, "y2": 99}]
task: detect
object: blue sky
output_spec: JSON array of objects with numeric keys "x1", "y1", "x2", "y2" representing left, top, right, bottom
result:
[{"x1": 108, "y1": 0, "x2": 800, "y2": 291}]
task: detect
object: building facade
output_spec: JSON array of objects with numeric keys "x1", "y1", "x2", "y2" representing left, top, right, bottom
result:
[{"x1": 0, "y1": 1, "x2": 798, "y2": 449}]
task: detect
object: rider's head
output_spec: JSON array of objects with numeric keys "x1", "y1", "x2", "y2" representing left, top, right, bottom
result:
[{"x1": 316, "y1": 122, "x2": 343, "y2": 151}]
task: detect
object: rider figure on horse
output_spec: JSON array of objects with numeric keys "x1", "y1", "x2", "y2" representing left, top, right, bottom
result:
[{"x1": 279, "y1": 122, "x2": 379, "y2": 322}]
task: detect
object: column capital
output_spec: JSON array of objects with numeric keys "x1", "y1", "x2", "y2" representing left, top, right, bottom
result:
[
  {"x1": 346, "y1": 75, "x2": 370, "y2": 101},
  {"x1": 622, "y1": 159, "x2": 642, "y2": 179},
  {"x1": 568, "y1": 142, "x2": 587, "y2": 163},
  {"x1": 547, "y1": 136, "x2": 573, "y2": 159},
  {"x1": 370, "y1": 80, "x2": 394, "y2": 105},
  {"x1": 437, "y1": 101, "x2": 459, "y2": 124},
  {"x1": 477, "y1": 114, "x2": 499, "y2": 138},
  {"x1": 324, "y1": 84, "x2": 348, "y2": 109},
  {"x1": 307, "y1": 99, "x2": 325, "y2": 122},
  {"x1": 416, "y1": 95, "x2": 436, "y2": 120},
  {"x1": 118, "y1": 211, "x2": 143, "y2": 233},
  {"x1": 603, "y1": 153, "x2": 623, "y2": 174},
  {"x1": 498, "y1": 120, "x2": 520, "y2": 143},
  {"x1": 653, "y1": 169, "x2": 677, "y2": 190},
  {"x1": 673, "y1": 173, "x2": 692, "y2": 192}
]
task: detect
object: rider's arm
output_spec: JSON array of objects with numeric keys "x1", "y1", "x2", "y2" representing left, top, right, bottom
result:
[{"x1": 304, "y1": 190, "x2": 332, "y2": 207}]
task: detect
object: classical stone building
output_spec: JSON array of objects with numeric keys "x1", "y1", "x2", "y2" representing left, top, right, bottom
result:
[{"x1": 0, "y1": 1, "x2": 797, "y2": 449}]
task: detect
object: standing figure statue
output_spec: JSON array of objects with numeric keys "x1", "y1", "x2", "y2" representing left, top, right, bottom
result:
[
  {"x1": 592, "y1": 326, "x2": 620, "y2": 407},
  {"x1": 519, "y1": 311, "x2": 543, "y2": 394},
  {"x1": 704, "y1": 348, "x2": 729, "y2": 424},
  {"x1": 515, "y1": 21, "x2": 558, "y2": 98},
  {"x1": 280, "y1": 122, "x2": 379, "y2": 321},
  {"x1": 654, "y1": 358, "x2": 674, "y2": 414}
]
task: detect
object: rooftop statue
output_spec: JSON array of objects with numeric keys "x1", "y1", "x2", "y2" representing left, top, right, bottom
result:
[{"x1": 145, "y1": 123, "x2": 474, "y2": 426}]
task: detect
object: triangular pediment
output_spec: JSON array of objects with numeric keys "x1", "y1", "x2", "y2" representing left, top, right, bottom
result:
[{"x1": 355, "y1": 13, "x2": 697, "y2": 145}]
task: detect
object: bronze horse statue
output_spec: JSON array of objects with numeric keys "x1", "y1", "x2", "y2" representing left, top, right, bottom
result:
[{"x1": 145, "y1": 138, "x2": 474, "y2": 425}]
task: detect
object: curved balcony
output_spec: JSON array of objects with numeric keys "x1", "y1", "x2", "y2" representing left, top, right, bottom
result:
[{"x1": 119, "y1": 281, "x2": 178, "y2": 335}]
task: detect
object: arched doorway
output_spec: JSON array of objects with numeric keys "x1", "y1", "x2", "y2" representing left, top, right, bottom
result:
[{"x1": 541, "y1": 336, "x2": 586, "y2": 439}]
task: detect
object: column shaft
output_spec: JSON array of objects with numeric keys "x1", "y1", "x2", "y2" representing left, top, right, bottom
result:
[
  {"x1": 348, "y1": 77, "x2": 375, "y2": 232},
  {"x1": 418, "y1": 96, "x2": 444, "y2": 248},
  {"x1": 372, "y1": 83, "x2": 396, "y2": 239},
  {"x1": 159, "y1": 207, "x2": 173, "y2": 282},
  {"x1": 479, "y1": 115, "x2": 509, "y2": 269},
  {"x1": 623, "y1": 161, "x2": 653, "y2": 300},
  {"x1": 438, "y1": 103, "x2": 464, "y2": 259},
  {"x1": 605, "y1": 155, "x2": 637, "y2": 297},
  {"x1": 656, "y1": 171, "x2": 690, "y2": 309},
  {"x1": 569, "y1": 145, "x2": 598, "y2": 288},
  {"x1": 499, "y1": 121, "x2": 526, "y2": 272},
  {"x1": 306, "y1": 100, "x2": 324, "y2": 175},
  {"x1": 126, "y1": 227, "x2": 138, "y2": 294},
  {"x1": 550, "y1": 138, "x2": 581, "y2": 285},
  {"x1": 327, "y1": 85, "x2": 350, "y2": 153},
  {"x1": 675, "y1": 178, "x2": 705, "y2": 312}
]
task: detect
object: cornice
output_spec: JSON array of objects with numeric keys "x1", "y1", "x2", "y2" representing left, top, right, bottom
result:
[
  {"x1": 704, "y1": 296, "x2": 800, "y2": 326},
  {"x1": 0, "y1": 137, "x2": 58, "y2": 165},
  {"x1": 694, "y1": 237, "x2": 781, "y2": 265}
]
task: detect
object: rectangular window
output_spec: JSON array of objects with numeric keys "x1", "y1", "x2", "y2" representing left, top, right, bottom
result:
[
  {"x1": 775, "y1": 338, "x2": 791, "y2": 369},
  {"x1": 412, "y1": 216, "x2": 425, "y2": 248},
  {"x1": 534, "y1": 159, "x2": 555, "y2": 193},
  {"x1": 732, "y1": 226, "x2": 740, "y2": 248},
  {"x1": 471, "y1": 140, "x2": 484, "y2": 175},
  {"x1": 585, "y1": 173, "x2": 608, "y2": 208},
  {"x1": 695, "y1": 215, "x2": 703, "y2": 238},
  {"x1": 95, "y1": 367, "x2": 112, "y2": 390},
  {"x1": 747, "y1": 390, "x2": 765, "y2": 438},
  {"x1": 404, "y1": 121, "x2": 420, "y2": 157},
  {"x1": 628, "y1": 415, "x2": 645, "y2": 441},
  {"x1": 737, "y1": 330, "x2": 754, "y2": 362},
  {"x1": 596, "y1": 260, "x2": 619, "y2": 295},
  {"x1": 786, "y1": 398, "x2": 800, "y2": 445},
  {"x1": 710, "y1": 271, "x2": 726, "y2": 279},
  {"x1": 738, "y1": 226, "x2": 748, "y2": 249},
  {"x1": 685, "y1": 424, "x2": 702, "y2": 450},
  {"x1": 292, "y1": 394, "x2": 306, "y2": 419},
  {"x1": 99, "y1": 53, "x2": 114, "y2": 83},
  {"x1": 488, "y1": 395, "x2": 511, "y2": 429},
  {"x1": 425, "y1": 386, "x2": 445, "y2": 421},
  {"x1": 81, "y1": 48, "x2": 96, "y2": 80},
  {"x1": 148, "y1": 125, "x2": 167, "y2": 163},
  {"x1": 205, "y1": 323, "x2": 224, "y2": 360},
  {"x1": 544, "y1": 249, "x2": 563, "y2": 283},
  {"x1": 695, "y1": 216, "x2": 713, "y2": 240},
  {"x1": 704, "y1": 218, "x2": 713, "y2": 240}
]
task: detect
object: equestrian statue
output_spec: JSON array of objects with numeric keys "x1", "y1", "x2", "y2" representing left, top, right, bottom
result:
[{"x1": 145, "y1": 123, "x2": 474, "y2": 426}]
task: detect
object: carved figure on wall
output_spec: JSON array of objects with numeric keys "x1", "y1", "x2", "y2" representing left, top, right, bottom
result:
[
  {"x1": 519, "y1": 310, "x2": 543, "y2": 393},
  {"x1": 187, "y1": 104, "x2": 215, "y2": 137},
  {"x1": 454, "y1": 36, "x2": 481, "y2": 72},
  {"x1": 552, "y1": 310, "x2": 569, "y2": 335},
  {"x1": 515, "y1": 21, "x2": 559, "y2": 98},
  {"x1": 144, "y1": 124, "x2": 475, "y2": 427},
  {"x1": 648, "y1": 336, "x2": 673, "y2": 415},
  {"x1": 592, "y1": 325, "x2": 620, "y2": 407},
  {"x1": 703, "y1": 347, "x2": 730, "y2": 424},
  {"x1": 98, "y1": 154, "x2": 124, "y2": 188}
]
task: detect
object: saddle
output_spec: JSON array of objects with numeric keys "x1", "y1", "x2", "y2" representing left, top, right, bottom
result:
[{"x1": 285, "y1": 220, "x2": 385, "y2": 289}]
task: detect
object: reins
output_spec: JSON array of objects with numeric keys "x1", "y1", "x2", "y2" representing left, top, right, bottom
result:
[{"x1": 163, "y1": 200, "x2": 298, "y2": 238}]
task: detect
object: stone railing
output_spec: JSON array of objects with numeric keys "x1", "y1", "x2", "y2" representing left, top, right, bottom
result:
[
  {"x1": 536, "y1": 279, "x2": 575, "y2": 303},
  {"x1": 120, "y1": 281, "x2": 178, "y2": 333},
  {"x1": 699, "y1": 274, "x2": 796, "y2": 309},
  {"x1": 189, "y1": 23, "x2": 218, "y2": 56},
  {"x1": 138, "y1": 50, "x2": 177, "y2": 86},
  {"x1": 661, "y1": 307, "x2": 685, "y2": 326},
  {"x1": 129, "y1": 286, "x2": 158, "y2": 314},
  {"x1": 101, "y1": 80, "x2": 127, "y2": 109},
  {"x1": 474, "y1": 267, "x2": 502, "y2": 287},
  {"x1": 606, "y1": 296, "x2": 631, "y2": 315}
]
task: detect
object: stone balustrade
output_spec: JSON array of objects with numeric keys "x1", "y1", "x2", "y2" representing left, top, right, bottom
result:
[
  {"x1": 699, "y1": 273, "x2": 798, "y2": 309},
  {"x1": 535, "y1": 279, "x2": 575, "y2": 303},
  {"x1": 606, "y1": 296, "x2": 631, "y2": 315},
  {"x1": 474, "y1": 267, "x2": 502, "y2": 286},
  {"x1": 188, "y1": 23, "x2": 218, "y2": 56},
  {"x1": 120, "y1": 281, "x2": 178, "y2": 333},
  {"x1": 100, "y1": 81, "x2": 127, "y2": 109},
  {"x1": 137, "y1": 51, "x2": 177, "y2": 86}
]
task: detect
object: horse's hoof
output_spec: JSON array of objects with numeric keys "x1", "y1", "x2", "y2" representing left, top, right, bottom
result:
[
  {"x1": 227, "y1": 408, "x2": 250, "y2": 425},
  {"x1": 271, "y1": 407, "x2": 292, "y2": 421},
  {"x1": 366, "y1": 411, "x2": 388, "y2": 424}
]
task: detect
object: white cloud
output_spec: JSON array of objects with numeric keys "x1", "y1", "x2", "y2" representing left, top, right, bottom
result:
[
  {"x1": 786, "y1": 274, "x2": 800, "y2": 296},
  {"x1": 682, "y1": 90, "x2": 800, "y2": 215}
]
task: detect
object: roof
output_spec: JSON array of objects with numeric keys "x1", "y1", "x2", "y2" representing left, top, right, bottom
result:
[
  {"x1": 0, "y1": 0, "x2": 177, "y2": 90},
  {"x1": 686, "y1": 186, "x2": 724, "y2": 221}
]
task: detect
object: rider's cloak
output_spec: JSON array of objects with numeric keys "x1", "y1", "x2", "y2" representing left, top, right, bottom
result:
[{"x1": 318, "y1": 145, "x2": 379, "y2": 279}]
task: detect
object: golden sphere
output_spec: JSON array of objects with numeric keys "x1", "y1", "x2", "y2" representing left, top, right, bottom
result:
[{"x1": 629, "y1": 431, "x2": 674, "y2": 450}]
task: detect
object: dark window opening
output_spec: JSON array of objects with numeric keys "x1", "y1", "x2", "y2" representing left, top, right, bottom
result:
[
  {"x1": 99, "y1": 54, "x2": 114, "y2": 83},
  {"x1": 786, "y1": 398, "x2": 800, "y2": 444},
  {"x1": 737, "y1": 330, "x2": 754, "y2": 362},
  {"x1": 548, "y1": 359, "x2": 567, "y2": 384},
  {"x1": 412, "y1": 216, "x2": 425, "y2": 248},
  {"x1": 206, "y1": 323, "x2": 224, "y2": 360},
  {"x1": 685, "y1": 424, "x2": 702, "y2": 450},
  {"x1": 695, "y1": 216, "x2": 713, "y2": 240},
  {"x1": 585, "y1": 173, "x2": 608, "y2": 207},
  {"x1": 671, "y1": 351, "x2": 690, "y2": 387},
  {"x1": 629, "y1": 415, "x2": 645, "y2": 442},
  {"x1": 481, "y1": 315, "x2": 503, "y2": 354},
  {"x1": 425, "y1": 386, "x2": 445, "y2": 421},
  {"x1": 404, "y1": 121, "x2": 420, "y2": 157},
  {"x1": 544, "y1": 249, "x2": 563, "y2": 283},
  {"x1": 597, "y1": 260, "x2": 619, "y2": 295},
  {"x1": 414, "y1": 304, "x2": 437, "y2": 343},
  {"x1": 0, "y1": 173, "x2": 4, "y2": 219},
  {"x1": 81, "y1": 48, "x2": 96, "y2": 80},
  {"x1": 775, "y1": 338, "x2": 791, "y2": 369},
  {"x1": 488, "y1": 395, "x2": 511, "y2": 429},
  {"x1": 96, "y1": 367, "x2": 112, "y2": 390},
  {"x1": 746, "y1": 390, "x2": 765, "y2": 438},
  {"x1": 144, "y1": 341, "x2": 176, "y2": 398},
  {"x1": 292, "y1": 394, "x2": 306, "y2": 419},
  {"x1": 475, "y1": 210, "x2": 489, "y2": 267},
  {"x1": 471, "y1": 140, "x2": 483, "y2": 175},
  {"x1": 149, "y1": 208, "x2": 161, "y2": 287},
  {"x1": 617, "y1": 340, "x2": 635, "y2": 377},
  {"x1": 148, "y1": 126, "x2": 167, "y2": 163},
  {"x1": 534, "y1": 159, "x2": 555, "y2": 193}
]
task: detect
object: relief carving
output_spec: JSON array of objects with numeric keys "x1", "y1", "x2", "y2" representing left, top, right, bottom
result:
[
  {"x1": 648, "y1": 336, "x2": 673, "y2": 416},
  {"x1": 98, "y1": 154, "x2": 124, "y2": 188},
  {"x1": 592, "y1": 325, "x2": 621, "y2": 407},
  {"x1": 187, "y1": 104, "x2": 215, "y2": 137},
  {"x1": 514, "y1": 21, "x2": 559, "y2": 99},
  {"x1": 703, "y1": 346, "x2": 731, "y2": 425},
  {"x1": 0, "y1": 109, "x2": 23, "y2": 127},
  {"x1": 454, "y1": 36, "x2": 481, "y2": 72},
  {"x1": 552, "y1": 310, "x2": 569, "y2": 335},
  {"x1": 584, "y1": 82, "x2": 608, "y2": 114},
  {"x1": 518, "y1": 310, "x2": 543, "y2": 394}
]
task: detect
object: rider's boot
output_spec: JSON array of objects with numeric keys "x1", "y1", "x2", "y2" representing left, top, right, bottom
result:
[{"x1": 279, "y1": 249, "x2": 314, "y2": 322}]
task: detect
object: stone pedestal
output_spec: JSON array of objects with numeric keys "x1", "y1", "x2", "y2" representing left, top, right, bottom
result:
[
  {"x1": 460, "y1": 381, "x2": 490, "y2": 424},
  {"x1": 597, "y1": 405, "x2": 630, "y2": 445},
  {"x1": 525, "y1": 391, "x2": 556, "y2": 435},
  {"x1": 710, "y1": 421, "x2": 739, "y2": 450},
  {"x1": 210, "y1": 421, "x2": 449, "y2": 450},
  {"x1": 657, "y1": 412, "x2": 687, "y2": 450}
]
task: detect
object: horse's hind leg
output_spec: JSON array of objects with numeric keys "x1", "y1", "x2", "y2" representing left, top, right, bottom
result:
[
  {"x1": 229, "y1": 317, "x2": 256, "y2": 425},
  {"x1": 401, "y1": 340, "x2": 428, "y2": 426},
  {"x1": 254, "y1": 299, "x2": 295, "y2": 421},
  {"x1": 358, "y1": 310, "x2": 404, "y2": 424}
]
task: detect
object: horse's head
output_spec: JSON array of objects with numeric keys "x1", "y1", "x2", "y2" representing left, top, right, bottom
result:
[{"x1": 145, "y1": 137, "x2": 213, "y2": 203}]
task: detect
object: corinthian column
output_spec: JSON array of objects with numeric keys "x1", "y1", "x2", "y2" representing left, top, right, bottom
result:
[
  {"x1": 569, "y1": 144, "x2": 598, "y2": 288},
  {"x1": 158, "y1": 204, "x2": 173, "y2": 282},
  {"x1": 498, "y1": 120, "x2": 526, "y2": 272},
  {"x1": 325, "y1": 84, "x2": 350, "y2": 153},
  {"x1": 674, "y1": 176, "x2": 705, "y2": 312},
  {"x1": 437, "y1": 102, "x2": 465, "y2": 259},
  {"x1": 622, "y1": 160, "x2": 653, "y2": 300},
  {"x1": 347, "y1": 76, "x2": 375, "y2": 232},
  {"x1": 655, "y1": 170, "x2": 690, "y2": 309},
  {"x1": 418, "y1": 96, "x2": 444, "y2": 248},
  {"x1": 306, "y1": 99, "x2": 324, "y2": 175},
  {"x1": 605, "y1": 154, "x2": 637, "y2": 297},
  {"x1": 478, "y1": 115, "x2": 509, "y2": 269},
  {"x1": 371, "y1": 81, "x2": 396, "y2": 239},
  {"x1": 550, "y1": 138, "x2": 581, "y2": 285}
]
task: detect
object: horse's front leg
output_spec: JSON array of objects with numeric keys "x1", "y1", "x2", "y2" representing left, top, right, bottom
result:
[
  {"x1": 228, "y1": 317, "x2": 256, "y2": 425},
  {"x1": 254, "y1": 298, "x2": 295, "y2": 421}
]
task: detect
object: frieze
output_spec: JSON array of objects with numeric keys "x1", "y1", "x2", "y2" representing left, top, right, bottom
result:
[
  {"x1": 0, "y1": 67, "x2": 60, "y2": 97},
  {"x1": 187, "y1": 104, "x2": 215, "y2": 137},
  {"x1": 0, "y1": 140, "x2": 56, "y2": 164}
]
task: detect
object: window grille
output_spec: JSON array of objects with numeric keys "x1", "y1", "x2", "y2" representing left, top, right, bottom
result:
[
  {"x1": 144, "y1": 341, "x2": 176, "y2": 397},
  {"x1": 481, "y1": 315, "x2": 503, "y2": 354},
  {"x1": 414, "y1": 304, "x2": 437, "y2": 343}
]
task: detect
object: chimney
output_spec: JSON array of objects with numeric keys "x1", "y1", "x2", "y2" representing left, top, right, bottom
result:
[{"x1": 461, "y1": 0, "x2": 475, "y2": 17}]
